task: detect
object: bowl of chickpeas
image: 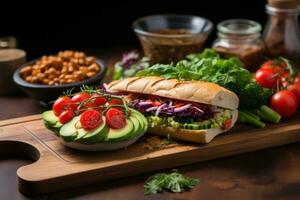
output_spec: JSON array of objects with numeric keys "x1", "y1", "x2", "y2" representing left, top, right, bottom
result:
[{"x1": 13, "y1": 50, "x2": 107, "y2": 106}]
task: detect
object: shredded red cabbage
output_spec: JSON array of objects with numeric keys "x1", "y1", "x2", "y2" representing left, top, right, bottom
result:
[{"x1": 128, "y1": 97, "x2": 218, "y2": 122}]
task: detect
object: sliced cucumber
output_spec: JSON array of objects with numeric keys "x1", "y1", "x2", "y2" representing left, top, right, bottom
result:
[{"x1": 43, "y1": 110, "x2": 58, "y2": 125}]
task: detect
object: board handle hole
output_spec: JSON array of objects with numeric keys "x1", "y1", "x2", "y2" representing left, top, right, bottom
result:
[{"x1": 0, "y1": 140, "x2": 40, "y2": 161}]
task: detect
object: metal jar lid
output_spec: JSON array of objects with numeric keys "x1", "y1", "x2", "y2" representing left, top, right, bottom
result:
[{"x1": 268, "y1": 0, "x2": 300, "y2": 9}]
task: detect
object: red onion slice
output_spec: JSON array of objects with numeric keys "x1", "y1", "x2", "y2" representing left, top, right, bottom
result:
[
  {"x1": 155, "y1": 103, "x2": 167, "y2": 116},
  {"x1": 138, "y1": 101, "x2": 153, "y2": 106},
  {"x1": 174, "y1": 104, "x2": 192, "y2": 113},
  {"x1": 193, "y1": 106, "x2": 204, "y2": 113},
  {"x1": 146, "y1": 106, "x2": 159, "y2": 112}
]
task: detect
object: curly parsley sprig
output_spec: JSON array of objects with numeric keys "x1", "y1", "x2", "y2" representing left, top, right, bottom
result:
[{"x1": 144, "y1": 170, "x2": 200, "y2": 195}]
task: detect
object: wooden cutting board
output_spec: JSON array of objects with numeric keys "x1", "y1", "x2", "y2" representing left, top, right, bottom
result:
[{"x1": 1, "y1": 114, "x2": 300, "y2": 196}]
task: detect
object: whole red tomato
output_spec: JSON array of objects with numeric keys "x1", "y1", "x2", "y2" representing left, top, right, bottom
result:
[
  {"x1": 254, "y1": 68, "x2": 279, "y2": 89},
  {"x1": 270, "y1": 90, "x2": 298, "y2": 118},
  {"x1": 288, "y1": 83, "x2": 300, "y2": 103}
]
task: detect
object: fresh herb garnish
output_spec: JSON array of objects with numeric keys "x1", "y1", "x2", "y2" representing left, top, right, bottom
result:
[
  {"x1": 144, "y1": 170, "x2": 200, "y2": 195},
  {"x1": 137, "y1": 49, "x2": 272, "y2": 109}
]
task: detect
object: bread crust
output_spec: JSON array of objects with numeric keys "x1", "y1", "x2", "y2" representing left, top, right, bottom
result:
[
  {"x1": 107, "y1": 76, "x2": 239, "y2": 110},
  {"x1": 148, "y1": 110, "x2": 238, "y2": 143}
]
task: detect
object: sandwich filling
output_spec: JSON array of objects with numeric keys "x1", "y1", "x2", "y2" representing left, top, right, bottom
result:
[{"x1": 126, "y1": 94, "x2": 233, "y2": 130}]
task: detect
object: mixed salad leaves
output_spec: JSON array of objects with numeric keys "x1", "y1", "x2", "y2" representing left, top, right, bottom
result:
[
  {"x1": 137, "y1": 49, "x2": 271, "y2": 109},
  {"x1": 113, "y1": 50, "x2": 150, "y2": 80}
]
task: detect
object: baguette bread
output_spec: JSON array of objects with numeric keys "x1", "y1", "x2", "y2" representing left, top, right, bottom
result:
[
  {"x1": 108, "y1": 76, "x2": 239, "y2": 110},
  {"x1": 148, "y1": 110, "x2": 238, "y2": 143}
]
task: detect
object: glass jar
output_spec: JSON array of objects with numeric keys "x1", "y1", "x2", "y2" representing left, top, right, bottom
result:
[
  {"x1": 0, "y1": 37, "x2": 17, "y2": 49},
  {"x1": 212, "y1": 19, "x2": 265, "y2": 71},
  {"x1": 263, "y1": 2, "x2": 300, "y2": 64}
]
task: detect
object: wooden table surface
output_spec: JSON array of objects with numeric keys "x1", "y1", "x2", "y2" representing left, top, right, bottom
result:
[{"x1": 1, "y1": 50, "x2": 300, "y2": 200}]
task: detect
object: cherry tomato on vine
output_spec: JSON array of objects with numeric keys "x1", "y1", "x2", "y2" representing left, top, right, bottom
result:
[
  {"x1": 270, "y1": 90, "x2": 298, "y2": 118},
  {"x1": 105, "y1": 108, "x2": 126, "y2": 129},
  {"x1": 80, "y1": 110, "x2": 103, "y2": 130},
  {"x1": 92, "y1": 95, "x2": 107, "y2": 106},
  {"x1": 287, "y1": 83, "x2": 300, "y2": 103},
  {"x1": 59, "y1": 110, "x2": 74, "y2": 124},
  {"x1": 53, "y1": 96, "x2": 72, "y2": 116},
  {"x1": 108, "y1": 98, "x2": 123, "y2": 106},
  {"x1": 71, "y1": 92, "x2": 92, "y2": 111},
  {"x1": 254, "y1": 68, "x2": 279, "y2": 89},
  {"x1": 260, "y1": 60, "x2": 286, "y2": 73},
  {"x1": 294, "y1": 74, "x2": 300, "y2": 84}
]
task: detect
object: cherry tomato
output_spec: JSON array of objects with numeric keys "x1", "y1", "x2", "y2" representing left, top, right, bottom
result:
[
  {"x1": 280, "y1": 80, "x2": 289, "y2": 88},
  {"x1": 108, "y1": 98, "x2": 123, "y2": 105},
  {"x1": 92, "y1": 95, "x2": 107, "y2": 106},
  {"x1": 260, "y1": 60, "x2": 286, "y2": 72},
  {"x1": 288, "y1": 83, "x2": 300, "y2": 103},
  {"x1": 254, "y1": 68, "x2": 279, "y2": 89},
  {"x1": 224, "y1": 119, "x2": 232, "y2": 130},
  {"x1": 105, "y1": 108, "x2": 126, "y2": 129},
  {"x1": 294, "y1": 74, "x2": 300, "y2": 84},
  {"x1": 152, "y1": 100, "x2": 161, "y2": 107},
  {"x1": 80, "y1": 110, "x2": 103, "y2": 130},
  {"x1": 175, "y1": 101, "x2": 185, "y2": 108},
  {"x1": 53, "y1": 96, "x2": 72, "y2": 116},
  {"x1": 270, "y1": 90, "x2": 298, "y2": 118},
  {"x1": 59, "y1": 110, "x2": 74, "y2": 124},
  {"x1": 71, "y1": 92, "x2": 91, "y2": 111}
]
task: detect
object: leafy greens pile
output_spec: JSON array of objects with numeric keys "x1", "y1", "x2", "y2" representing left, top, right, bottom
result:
[
  {"x1": 137, "y1": 49, "x2": 271, "y2": 109},
  {"x1": 113, "y1": 50, "x2": 150, "y2": 80},
  {"x1": 144, "y1": 170, "x2": 200, "y2": 195}
]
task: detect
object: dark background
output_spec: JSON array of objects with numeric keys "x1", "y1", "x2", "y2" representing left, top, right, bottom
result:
[{"x1": 1, "y1": 0, "x2": 267, "y2": 59}]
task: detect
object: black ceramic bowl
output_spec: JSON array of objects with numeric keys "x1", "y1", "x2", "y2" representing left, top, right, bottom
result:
[{"x1": 13, "y1": 58, "x2": 107, "y2": 107}]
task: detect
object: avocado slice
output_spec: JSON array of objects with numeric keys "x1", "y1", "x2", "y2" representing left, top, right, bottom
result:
[
  {"x1": 130, "y1": 109, "x2": 148, "y2": 132},
  {"x1": 59, "y1": 116, "x2": 80, "y2": 142},
  {"x1": 75, "y1": 117, "x2": 109, "y2": 144},
  {"x1": 124, "y1": 115, "x2": 142, "y2": 140},
  {"x1": 131, "y1": 113, "x2": 145, "y2": 133},
  {"x1": 107, "y1": 119, "x2": 134, "y2": 142},
  {"x1": 130, "y1": 116, "x2": 140, "y2": 133},
  {"x1": 43, "y1": 110, "x2": 62, "y2": 135}
]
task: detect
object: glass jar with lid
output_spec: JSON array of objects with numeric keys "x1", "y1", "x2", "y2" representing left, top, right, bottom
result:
[
  {"x1": 212, "y1": 19, "x2": 265, "y2": 71},
  {"x1": 263, "y1": 0, "x2": 300, "y2": 64}
]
